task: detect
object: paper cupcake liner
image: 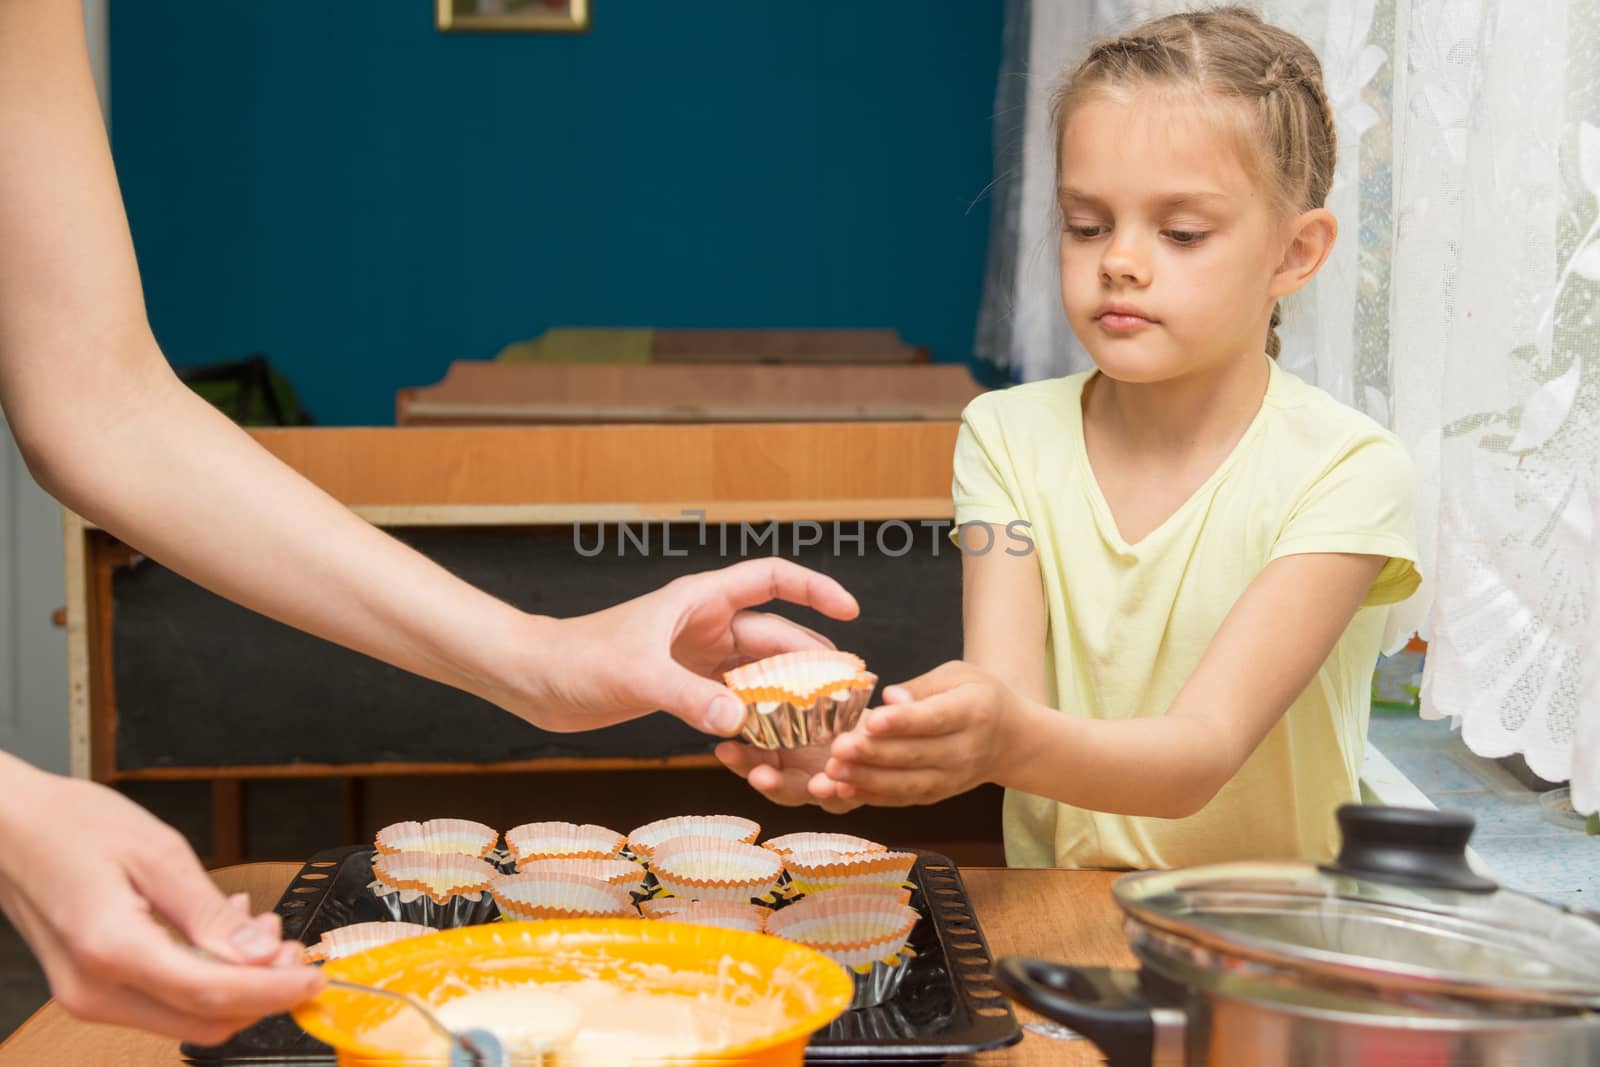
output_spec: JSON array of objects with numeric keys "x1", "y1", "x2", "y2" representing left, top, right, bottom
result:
[
  {"x1": 374, "y1": 818, "x2": 499, "y2": 859},
  {"x1": 735, "y1": 685, "x2": 877, "y2": 750},
  {"x1": 635, "y1": 898, "x2": 769, "y2": 933},
  {"x1": 764, "y1": 895, "x2": 918, "y2": 972},
  {"x1": 761, "y1": 832, "x2": 887, "y2": 858},
  {"x1": 503, "y1": 821, "x2": 626, "y2": 863},
  {"x1": 724, "y1": 650, "x2": 871, "y2": 703},
  {"x1": 369, "y1": 851, "x2": 499, "y2": 926},
  {"x1": 798, "y1": 883, "x2": 915, "y2": 907},
  {"x1": 784, "y1": 849, "x2": 918, "y2": 894},
  {"x1": 649, "y1": 836, "x2": 784, "y2": 904},
  {"x1": 303, "y1": 921, "x2": 435, "y2": 963},
  {"x1": 626, "y1": 814, "x2": 760, "y2": 862},
  {"x1": 489, "y1": 871, "x2": 634, "y2": 921},
  {"x1": 512, "y1": 856, "x2": 646, "y2": 895},
  {"x1": 725, "y1": 651, "x2": 878, "y2": 750}
]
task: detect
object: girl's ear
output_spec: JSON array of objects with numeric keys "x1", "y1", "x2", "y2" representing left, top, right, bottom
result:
[{"x1": 1269, "y1": 207, "x2": 1337, "y2": 299}]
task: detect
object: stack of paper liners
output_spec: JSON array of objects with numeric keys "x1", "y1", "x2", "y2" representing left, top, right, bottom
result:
[
  {"x1": 723, "y1": 650, "x2": 877, "y2": 749},
  {"x1": 782, "y1": 849, "x2": 918, "y2": 901},
  {"x1": 373, "y1": 818, "x2": 498, "y2": 860},
  {"x1": 512, "y1": 856, "x2": 646, "y2": 896},
  {"x1": 368, "y1": 851, "x2": 499, "y2": 927},
  {"x1": 504, "y1": 821, "x2": 626, "y2": 864},
  {"x1": 648, "y1": 836, "x2": 785, "y2": 904},
  {"x1": 489, "y1": 871, "x2": 634, "y2": 920},
  {"x1": 626, "y1": 814, "x2": 760, "y2": 863},
  {"x1": 636, "y1": 898, "x2": 769, "y2": 933}
]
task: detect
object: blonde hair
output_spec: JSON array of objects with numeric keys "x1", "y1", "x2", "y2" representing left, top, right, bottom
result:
[{"x1": 1053, "y1": 6, "x2": 1336, "y2": 358}]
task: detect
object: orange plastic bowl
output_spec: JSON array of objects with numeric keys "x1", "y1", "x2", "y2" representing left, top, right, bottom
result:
[{"x1": 292, "y1": 918, "x2": 853, "y2": 1065}]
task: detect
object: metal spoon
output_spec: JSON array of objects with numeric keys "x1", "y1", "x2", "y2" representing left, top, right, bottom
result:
[
  {"x1": 187, "y1": 944, "x2": 512, "y2": 1066},
  {"x1": 323, "y1": 977, "x2": 509, "y2": 1067}
]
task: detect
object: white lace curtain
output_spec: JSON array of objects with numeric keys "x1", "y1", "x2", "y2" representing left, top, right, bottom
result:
[{"x1": 977, "y1": 0, "x2": 1600, "y2": 811}]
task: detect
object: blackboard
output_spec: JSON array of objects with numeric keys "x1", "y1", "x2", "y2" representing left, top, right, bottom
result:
[{"x1": 112, "y1": 523, "x2": 965, "y2": 770}]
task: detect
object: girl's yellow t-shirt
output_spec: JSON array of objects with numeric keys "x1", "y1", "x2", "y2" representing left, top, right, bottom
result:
[{"x1": 952, "y1": 357, "x2": 1421, "y2": 869}]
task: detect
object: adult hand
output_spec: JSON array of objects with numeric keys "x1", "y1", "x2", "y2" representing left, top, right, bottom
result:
[
  {"x1": 0, "y1": 756, "x2": 322, "y2": 1045},
  {"x1": 522, "y1": 558, "x2": 859, "y2": 735},
  {"x1": 714, "y1": 741, "x2": 862, "y2": 814}
]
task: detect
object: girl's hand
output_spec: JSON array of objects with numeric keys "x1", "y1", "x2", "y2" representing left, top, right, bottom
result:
[
  {"x1": 0, "y1": 757, "x2": 323, "y2": 1045},
  {"x1": 812, "y1": 661, "x2": 1023, "y2": 807}
]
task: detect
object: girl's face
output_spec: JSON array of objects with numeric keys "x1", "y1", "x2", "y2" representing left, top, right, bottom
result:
[{"x1": 1057, "y1": 93, "x2": 1292, "y2": 384}]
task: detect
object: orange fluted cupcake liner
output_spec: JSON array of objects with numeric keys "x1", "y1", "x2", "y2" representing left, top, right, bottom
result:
[
  {"x1": 649, "y1": 836, "x2": 784, "y2": 904},
  {"x1": 636, "y1": 898, "x2": 769, "y2": 933},
  {"x1": 783, "y1": 849, "x2": 918, "y2": 895},
  {"x1": 765, "y1": 895, "x2": 918, "y2": 1008},
  {"x1": 626, "y1": 814, "x2": 760, "y2": 863},
  {"x1": 368, "y1": 851, "x2": 499, "y2": 926},
  {"x1": 489, "y1": 871, "x2": 634, "y2": 921},
  {"x1": 761, "y1": 832, "x2": 887, "y2": 858},
  {"x1": 723, "y1": 651, "x2": 877, "y2": 749},
  {"x1": 512, "y1": 856, "x2": 646, "y2": 895},
  {"x1": 303, "y1": 921, "x2": 435, "y2": 963},
  {"x1": 373, "y1": 818, "x2": 498, "y2": 860},
  {"x1": 797, "y1": 882, "x2": 915, "y2": 907},
  {"x1": 503, "y1": 821, "x2": 625, "y2": 864}
]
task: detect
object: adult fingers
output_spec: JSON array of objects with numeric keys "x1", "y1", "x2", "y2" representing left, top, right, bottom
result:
[
  {"x1": 727, "y1": 610, "x2": 835, "y2": 659},
  {"x1": 692, "y1": 559, "x2": 858, "y2": 622},
  {"x1": 131, "y1": 934, "x2": 324, "y2": 1023},
  {"x1": 713, "y1": 741, "x2": 776, "y2": 781},
  {"x1": 51, "y1": 975, "x2": 258, "y2": 1046},
  {"x1": 125, "y1": 824, "x2": 281, "y2": 964},
  {"x1": 654, "y1": 662, "x2": 746, "y2": 736}
]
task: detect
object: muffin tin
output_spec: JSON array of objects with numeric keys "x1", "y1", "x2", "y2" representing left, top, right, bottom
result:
[{"x1": 180, "y1": 846, "x2": 1019, "y2": 1062}]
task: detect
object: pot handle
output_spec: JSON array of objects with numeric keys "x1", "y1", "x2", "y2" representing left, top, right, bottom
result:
[
  {"x1": 1320, "y1": 804, "x2": 1498, "y2": 893},
  {"x1": 995, "y1": 957, "x2": 1182, "y2": 1067}
]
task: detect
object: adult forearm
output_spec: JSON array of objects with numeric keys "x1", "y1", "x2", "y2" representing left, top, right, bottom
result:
[
  {"x1": 25, "y1": 358, "x2": 546, "y2": 714},
  {"x1": 999, "y1": 699, "x2": 1235, "y2": 818}
]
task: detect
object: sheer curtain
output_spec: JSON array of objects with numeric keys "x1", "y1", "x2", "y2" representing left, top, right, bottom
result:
[{"x1": 976, "y1": 0, "x2": 1600, "y2": 811}]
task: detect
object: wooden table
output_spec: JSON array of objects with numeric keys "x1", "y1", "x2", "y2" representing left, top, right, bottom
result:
[{"x1": 0, "y1": 866, "x2": 1131, "y2": 1065}]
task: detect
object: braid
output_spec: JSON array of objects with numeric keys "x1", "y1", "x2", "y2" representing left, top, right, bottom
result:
[
  {"x1": 1254, "y1": 56, "x2": 1338, "y2": 207},
  {"x1": 1267, "y1": 302, "x2": 1283, "y2": 360}
]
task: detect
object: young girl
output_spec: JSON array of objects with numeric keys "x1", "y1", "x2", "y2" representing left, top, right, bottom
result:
[{"x1": 721, "y1": 7, "x2": 1420, "y2": 868}]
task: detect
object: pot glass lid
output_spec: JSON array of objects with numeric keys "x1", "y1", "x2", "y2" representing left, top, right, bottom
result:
[{"x1": 1114, "y1": 806, "x2": 1600, "y2": 1007}]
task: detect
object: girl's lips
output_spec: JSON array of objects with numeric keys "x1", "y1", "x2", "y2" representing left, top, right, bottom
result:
[{"x1": 1097, "y1": 312, "x2": 1156, "y2": 332}]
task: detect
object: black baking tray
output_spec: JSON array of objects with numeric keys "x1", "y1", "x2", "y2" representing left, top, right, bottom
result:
[{"x1": 181, "y1": 846, "x2": 1021, "y2": 1063}]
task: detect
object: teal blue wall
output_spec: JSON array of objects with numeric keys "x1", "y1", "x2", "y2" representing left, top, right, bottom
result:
[{"x1": 110, "y1": 2, "x2": 1003, "y2": 425}]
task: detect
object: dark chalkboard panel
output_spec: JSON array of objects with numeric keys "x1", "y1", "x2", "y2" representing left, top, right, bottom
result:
[{"x1": 113, "y1": 523, "x2": 964, "y2": 771}]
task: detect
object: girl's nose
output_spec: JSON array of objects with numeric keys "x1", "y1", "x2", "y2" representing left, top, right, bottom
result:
[{"x1": 1100, "y1": 236, "x2": 1150, "y2": 287}]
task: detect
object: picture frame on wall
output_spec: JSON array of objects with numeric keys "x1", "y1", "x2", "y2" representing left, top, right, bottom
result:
[{"x1": 435, "y1": 0, "x2": 590, "y2": 34}]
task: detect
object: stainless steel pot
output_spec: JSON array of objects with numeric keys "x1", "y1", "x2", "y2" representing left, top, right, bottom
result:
[{"x1": 996, "y1": 805, "x2": 1600, "y2": 1066}]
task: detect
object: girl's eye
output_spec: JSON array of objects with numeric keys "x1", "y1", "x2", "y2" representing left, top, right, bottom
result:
[
  {"x1": 1165, "y1": 230, "x2": 1207, "y2": 246},
  {"x1": 1065, "y1": 225, "x2": 1107, "y2": 240}
]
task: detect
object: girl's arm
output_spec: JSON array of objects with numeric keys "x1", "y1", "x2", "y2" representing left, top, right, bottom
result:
[
  {"x1": 959, "y1": 526, "x2": 1049, "y2": 705},
  {"x1": 820, "y1": 550, "x2": 1384, "y2": 817}
]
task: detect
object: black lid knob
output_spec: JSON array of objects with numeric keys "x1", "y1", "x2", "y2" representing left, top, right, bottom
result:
[{"x1": 1319, "y1": 804, "x2": 1499, "y2": 894}]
